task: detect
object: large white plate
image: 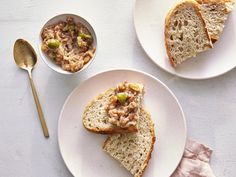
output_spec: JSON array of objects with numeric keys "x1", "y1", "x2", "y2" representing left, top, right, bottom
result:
[
  {"x1": 134, "y1": 0, "x2": 236, "y2": 79},
  {"x1": 58, "y1": 69, "x2": 187, "y2": 177}
]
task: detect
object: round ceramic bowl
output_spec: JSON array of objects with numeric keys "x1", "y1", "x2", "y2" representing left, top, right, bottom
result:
[{"x1": 38, "y1": 13, "x2": 97, "y2": 75}]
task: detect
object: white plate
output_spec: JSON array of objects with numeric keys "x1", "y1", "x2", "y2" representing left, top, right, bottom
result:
[
  {"x1": 134, "y1": 0, "x2": 236, "y2": 79},
  {"x1": 58, "y1": 69, "x2": 187, "y2": 177}
]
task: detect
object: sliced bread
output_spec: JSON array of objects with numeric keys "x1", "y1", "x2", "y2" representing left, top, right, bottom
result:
[
  {"x1": 165, "y1": 0, "x2": 213, "y2": 67},
  {"x1": 196, "y1": 0, "x2": 235, "y2": 43},
  {"x1": 103, "y1": 109, "x2": 156, "y2": 177},
  {"x1": 82, "y1": 84, "x2": 144, "y2": 134}
]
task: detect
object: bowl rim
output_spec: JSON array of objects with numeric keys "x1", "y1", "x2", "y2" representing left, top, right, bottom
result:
[{"x1": 38, "y1": 13, "x2": 97, "y2": 75}]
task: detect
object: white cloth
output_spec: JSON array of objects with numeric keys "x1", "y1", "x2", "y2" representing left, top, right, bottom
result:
[{"x1": 171, "y1": 139, "x2": 216, "y2": 177}]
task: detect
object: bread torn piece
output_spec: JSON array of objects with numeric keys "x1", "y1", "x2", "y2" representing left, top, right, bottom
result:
[
  {"x1": 82, "y1": 82, "x2": 144, "y2": 134},
  {"x1": 196, "y1": 0, "x2": 235, "y2": 43},
  {"x1": 103, "y1": 108, "x2": 155, "y2": 177},
  {"x1": 165, "y1": 0, "x2": 213, "y2": 67}
]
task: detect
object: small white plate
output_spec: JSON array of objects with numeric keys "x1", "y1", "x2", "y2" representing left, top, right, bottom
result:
[
  {"x1": 58, "y1": 69, "x2": 187, "y2": 177},
  {"x1": 134, "y1": 0, "x2": 236, "y2": 79}
]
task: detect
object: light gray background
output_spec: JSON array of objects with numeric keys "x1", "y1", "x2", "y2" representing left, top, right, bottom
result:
[{"x1": 0, "y1": 0, "x2": 235, "y2": 177}]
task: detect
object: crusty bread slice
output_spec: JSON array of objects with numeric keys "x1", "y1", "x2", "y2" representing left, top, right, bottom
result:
[
  {"x1": 103, "y1": 109, "x2": 155, "y2": 177},
  {"x1": 196, "y1": 0, "x2": 235, "y2": 43},
  {"x1": 165, "y1": 0, "x2": 213, "y2": 67},
  {"x1": 82, "y1": 87, "x2": 143, "y2": 134}
]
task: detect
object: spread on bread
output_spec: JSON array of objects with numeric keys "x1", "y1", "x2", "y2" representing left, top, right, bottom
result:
[{"x1": 106, "y1": 82, "x2": 143, "y2": 128}]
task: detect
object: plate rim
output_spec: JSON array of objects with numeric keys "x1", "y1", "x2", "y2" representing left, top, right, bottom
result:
[
  {"x1": 58, "y1": 68, "x2": 187, "y2": 177},
  {"x1": 133, "y1": 0, "x2": 236, "y2": 80}
]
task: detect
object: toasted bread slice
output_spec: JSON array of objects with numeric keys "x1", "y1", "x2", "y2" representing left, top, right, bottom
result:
[
  {"x1": 196, "y1": 0, "x2": 235, "y2": 43},
  {"x1": 82, "y1": 84, "x2": 144, "y2": 134},
  {"x1": 103, "y1": 109, "x2": 156, "y2": 177},
  {"x1": 165, "y1": 0, "x2": 213, "y2": 67}
]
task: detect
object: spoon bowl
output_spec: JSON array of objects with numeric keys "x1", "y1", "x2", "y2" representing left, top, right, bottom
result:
[{"x1": 14, "y1": 39, "x2": 37, "y2": 71}]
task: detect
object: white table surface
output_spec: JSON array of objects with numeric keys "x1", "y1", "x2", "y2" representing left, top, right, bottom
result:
[{"x1": 0, "y1": 0, "x2": 236, "y2": 177}]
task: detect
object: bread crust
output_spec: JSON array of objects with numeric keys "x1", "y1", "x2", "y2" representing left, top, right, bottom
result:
[
  {"x1": 103, "y1": 109, "x2": 156, "y2": 177},
  {"x1": 82, "y1": 88, "x2": 139, "y2": 134},
  {"x1": 164, "y1": 0, "x2": 212, "y2": 67},
  {"x1": 135, "y1": 109, "x2": 156, "y2": 177},
  {"x1": 84, "y1": 124, "x2": 138, "y2": 134},
  {"x1": 196, "y1": 0, "x2": 234, "y2": 4}
]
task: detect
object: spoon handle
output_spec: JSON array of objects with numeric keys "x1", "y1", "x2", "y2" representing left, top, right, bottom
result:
[{"x1": 28, "y1": 71, "x2": 49, "y2": 138}]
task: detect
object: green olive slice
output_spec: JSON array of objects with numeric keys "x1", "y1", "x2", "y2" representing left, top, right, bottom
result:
[
  {"x1": 47, "y1": 39, "x2": 60, "y2": 49},
  {"x1": 117, "y1": 92, "x2": 128, "y2": 104}
]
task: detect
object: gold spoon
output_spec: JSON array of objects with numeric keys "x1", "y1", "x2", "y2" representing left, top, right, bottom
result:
[{"x1": 13, "y1": 39, "x2": 49, "y2": 138}]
